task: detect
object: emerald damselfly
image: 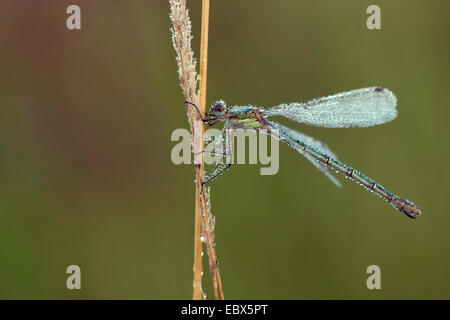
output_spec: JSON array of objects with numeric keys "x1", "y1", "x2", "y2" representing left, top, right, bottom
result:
[{"x1": 187, "y1": 87, "x2": 421, "y2": 219}]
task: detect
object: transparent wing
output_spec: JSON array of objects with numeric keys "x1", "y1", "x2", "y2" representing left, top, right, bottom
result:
[
  {"x1": 265, "y1": 87, "x2": 397, "y2": 128},
  {"x1": 267, "y1": 121, "x2": 342, "y2": 188}
]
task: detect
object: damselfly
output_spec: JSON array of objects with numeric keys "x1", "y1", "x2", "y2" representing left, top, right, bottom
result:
[{"x1": 187, "y1": 87, "x2": 421, "y2": 219}]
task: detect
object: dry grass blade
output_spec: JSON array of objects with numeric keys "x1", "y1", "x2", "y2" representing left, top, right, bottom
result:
[
  {"x1": 169, "y1": 0, "x2": 224, "y2": 300},
  {"x1": 203, "y1": 188, "x2": 224, "y2": 299}
]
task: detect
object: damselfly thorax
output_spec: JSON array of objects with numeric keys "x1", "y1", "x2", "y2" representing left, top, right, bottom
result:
[{"x1": 210, "y1": 105, "x2": 270, "y2": 129}]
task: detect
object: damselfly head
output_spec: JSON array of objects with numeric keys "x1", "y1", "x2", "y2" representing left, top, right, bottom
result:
[{"x1": 210, "y1": 100, "x2": 227, "y2": 117}]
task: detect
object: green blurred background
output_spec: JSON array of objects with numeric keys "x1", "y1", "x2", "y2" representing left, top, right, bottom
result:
[{"x1": 0, "y1": 0, "x2": 448, "y2": 299}]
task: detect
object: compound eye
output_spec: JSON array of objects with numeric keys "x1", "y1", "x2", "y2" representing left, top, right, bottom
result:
[{"x1": 212, "y1": 103, "x2": 224, "y2": 112}]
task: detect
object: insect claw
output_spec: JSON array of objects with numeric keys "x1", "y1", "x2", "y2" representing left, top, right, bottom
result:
[
  {"x1": 200, "y1": 182, "x2": 205, "y2": 195},
  {"x1": 193, "y1": 149, "x2": 206, "y2": 156}
]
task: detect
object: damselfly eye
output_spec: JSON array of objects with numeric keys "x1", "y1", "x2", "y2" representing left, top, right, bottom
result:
[{"x1": 210, "y1": 100, "x2": 226, "y2": 117}]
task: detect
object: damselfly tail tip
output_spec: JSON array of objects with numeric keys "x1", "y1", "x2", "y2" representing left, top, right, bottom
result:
[{"x1": 390, "y1": 198, "x2": 421, "y2": 219}]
